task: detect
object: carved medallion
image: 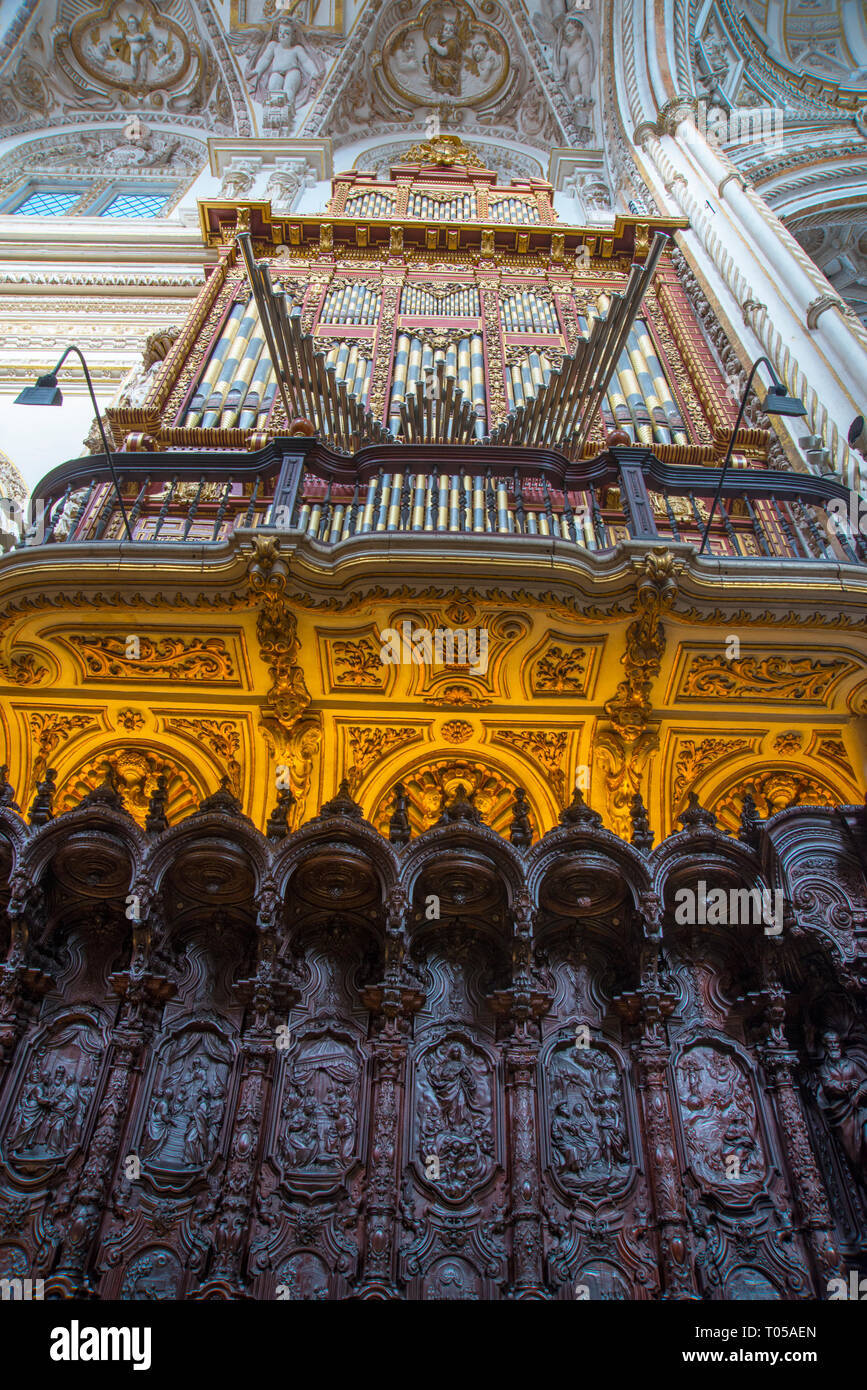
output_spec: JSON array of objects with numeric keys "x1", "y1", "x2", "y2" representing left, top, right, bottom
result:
[
  {"x1": 120, "y1": 1247, "x2": 183, "y2": 1300},
  {"x1": 379, "y1": 0, "x2": 509, "y2": 110},
  {"x1": 66, "y1": 0, "x2": 192, "y2": 96}
]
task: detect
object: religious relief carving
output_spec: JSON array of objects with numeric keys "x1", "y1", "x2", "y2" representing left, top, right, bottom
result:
[
  {"x1": 491, "y1": 729, "x2": 569, "y2": 804},
  {"x1": 547, "y1": 1043, "x2": 631, "y2": 1198},
  {"x1": 678, "y1": 654, "x2": 853, "y2": 703},
  {"x1": 675, "y1": 1045, "x2": 768, "y2": 1199},
  {"x1": 414, "y1": 1036, "x2": 495, "y2": 1203},
  {"x1": 65, "y1": 634, "x2": 236, "y2": 683},
  {"x1": 814, "y1": 1032, "x2": 867, "y2": 1188},
  {"x1": 379, "y1": 0, "x2": 509, "y2": 110},
  {"x1": 232, "y1": 16, "x2": 333, "y2": 133},
  {"x1": 140, "y1": 1034, "x2": 231, "y2": 1176},
  {"x1": 275, "y1": 1033, "x2": 361, "y2": 1184},
  {"x1": 119, "y1": 1247, "x2": 183, "y2": 1300},
  {"x1": 275, "y1": 1251, "x2": 330, "y2": 1299},
  {"x1": 423, "y1": 1256, "x2": 481, "y2": 1299},
  {"x1": 63, "y1": 0, "x2": 192, "y2": 95},
  {"x1": 3, "y1": 1022, "x2": 103, "y2": 1174}
]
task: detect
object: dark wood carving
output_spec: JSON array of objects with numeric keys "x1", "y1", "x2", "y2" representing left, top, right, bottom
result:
[{"x1": 0, "y1": 792, "x2": 864, "y2": 1299}]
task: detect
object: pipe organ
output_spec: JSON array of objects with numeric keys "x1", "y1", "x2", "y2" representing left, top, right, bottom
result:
[{"x1": 112, "y1": 139, "x2": 752, "y2": 469}]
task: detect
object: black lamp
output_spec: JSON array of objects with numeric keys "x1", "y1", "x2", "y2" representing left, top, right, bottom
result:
[
  {"x1": 14, "y1": 344, "x2": 133, "y2": 541},
  {"x1": 699, "y1": 356, "x2": 806, "y2": 554}
]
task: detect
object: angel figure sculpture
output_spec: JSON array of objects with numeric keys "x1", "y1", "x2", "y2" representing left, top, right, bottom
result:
[
  {"x1": 556, "y1": 15, "x2": 593, "y2": 104},
  {"x1": 249, "y1": 17, "x2": 319, "y2": 120}
]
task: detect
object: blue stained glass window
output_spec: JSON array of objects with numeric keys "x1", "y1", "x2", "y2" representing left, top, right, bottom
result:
[
  {"x1": 12, "y1": 191, "x2": 81, "y2": 216},
  {"x1": 99, "y1": 193, "x2": 168, "y2": 219}
]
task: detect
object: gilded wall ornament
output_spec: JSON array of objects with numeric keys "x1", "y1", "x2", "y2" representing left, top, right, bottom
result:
[
  {"x1": 65, "y1": 634, "x2": 236, "y2": 683},
  {"x1": 371, "y1": 758, "x2": 513, "y2": 836},
  {"x1": 329, "y1": 637, "x2": 388, "y2": 689},
  {"x1": 531, "y1": 642, "x2": 588, "y2": 696},
  {"x1": 164, "y1": 717, "x2": 243, "y2": 797},
  {"x1": 440, "y1": 720, "x2": 473, "y2": 744},
  {"x1": 671, "y1": 735, "x2": 754, "y2": 808},
  {"x1": 27, "y1": 711, "x2": 99, "y2": 793},
  {"x1": 492, "y1": 729, "x2": 570, "y2": 804},
  {"x1": 678, "y1": 653, "x2": 854, "y2": 703},
  {"x1": 711, "y1": 769, "x2": 842, "y2": 833},
  {"x1": 57, "y1": 750, "x2": 198, "y2": 825},
  {"x1": 345, "y1": 725, "x2": 424, "y2": 791}
]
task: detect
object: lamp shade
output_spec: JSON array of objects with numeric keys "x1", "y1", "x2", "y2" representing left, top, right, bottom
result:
[
  {"x1": 14, "y1": 373, "x2": 62, "y2": 407},
  {"x1": 761, "y1": 384, "x2": 807, "y2": 417}
]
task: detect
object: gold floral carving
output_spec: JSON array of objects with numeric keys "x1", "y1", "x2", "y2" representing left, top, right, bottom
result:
[
  {"x1": 671, "y1": 735, "x2": 754, "y2": 808},
  {"x1": 66, "y1": 633, "x2": 236, "y2": 682},
  {"x1": 331, "y1": 637, "x2": 387, "y2": 688},
  {"x1": 164, "y1": 716, "x2": 243, "y2": 797},
  {"x1": 594, "y1": 548, "x2": 680, "y2": 838},
  {"x1": 28, "y1": 710, "x2": 100, "y2": 793},
  {"x1": 423, "y1": 683, "x2": 492, "y2": 708},
  {"x1": 440, "y1": 720, "x2": 473, "y2": 743},
  {"x1": 345, "y1": 725, "x2": 423, "y2": 791},
  {"x1": 399, "y1": 137, "x2": 487, "y2": 169},
  {"x1": 57, "y1": 749, "x2": 198, "y2": 826},
  {"x1": 772, "y1": 730, "x2": 803, "y2": 754},
  {"x1": 492, "y1": 729, "x2": 569, "y2": 803},
  {"x1": 246, "y1": 536, "x2": 317, "y2": 745},
  {"x1": 532, "y1": 643, "x2": 587, "y2": 695},
  {"x1": 116, "y1": 708, "x2": 145, "y2": 732},
  {"x1": 679, "y1": 654, "x2": 852, "y2": 703},
  {"x1": 809, "y1": 734, "x2": 856, "y2": 779}
]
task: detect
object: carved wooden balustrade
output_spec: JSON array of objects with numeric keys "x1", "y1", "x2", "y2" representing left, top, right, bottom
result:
[
  {"x1": 26, "y1": 439, "x2": 867, "y2": 565},
  {"x1": 0, "y1": 773, "x2": 864, "y2": 1301}
]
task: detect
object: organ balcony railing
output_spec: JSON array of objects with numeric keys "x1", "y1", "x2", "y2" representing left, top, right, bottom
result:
[{"x1": 20, "y1": 439, "x2": 867, "y2": 567}]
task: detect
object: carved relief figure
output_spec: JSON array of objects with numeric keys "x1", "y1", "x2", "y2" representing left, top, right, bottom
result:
[
  {"x1": 816, "y1": 1031, "x2": 867, "y2": 1184},
  {"x1": 276, "y1": 1251, "x2": 330, "y2": 1299},
  {"x1": 141, "y1": 1042, "x2": 230, "y2": 1171},
  {"x1": 120, "y1": 1248, "x2": 182, "y2": 1300},
  {"x1": 424, "y1": 12, "x2": 466, "y2": 96},
  {"x1": 70, "y1": 0, "x2": 189, "y2": 94},
  {"x1": 278, "y1": 1034, "x2": 359, "y2": 1171},
  {"x1": 381, "y1": 1, "x2": 507, "y2": 107},
  {"x1": 6, "y1": 1034, "x2": 99, "y2": 1162},
  {"x1": 424, "y1": 1257, "x2": 480, "y2": 1299},
  {"x1": 247, "y1": 18, "x2": 320, "y2": 119},
  {"x1": 548, "y1": 1046, "x2": 630, "y2": 1195},
  {"x1": 555, "y1": 16, "x2": 593, "y2": 104},
  {"x1": 416, "y1": 1038, "x2": 494, "y2": 1201},
  {"x1": 676, "y1": 1045, "x2": 767, "y2": 1195}
]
